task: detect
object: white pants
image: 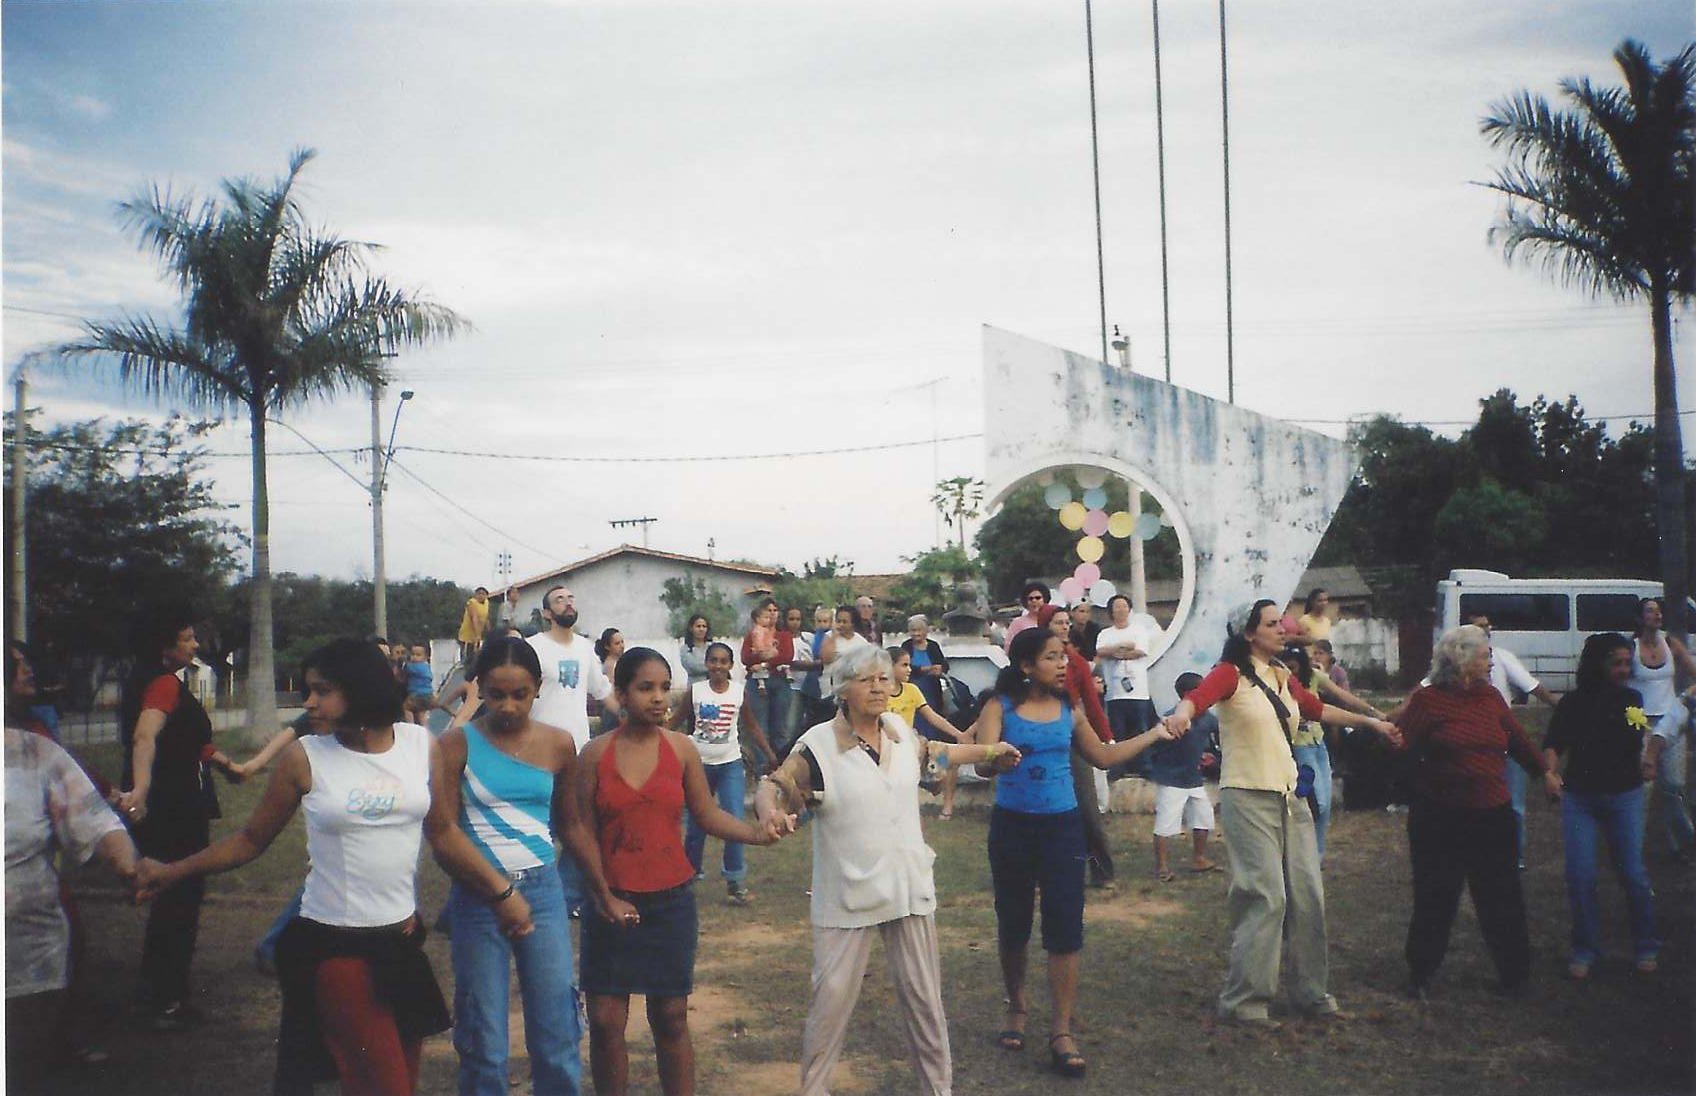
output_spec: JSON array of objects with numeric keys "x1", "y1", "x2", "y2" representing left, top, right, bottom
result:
[
  {"x1": 1153, "y1": 783, "x2": 1215, "y2": 837},
  {"x1": 800, "y1": 914, "x2": 951, "y2": 1096}
]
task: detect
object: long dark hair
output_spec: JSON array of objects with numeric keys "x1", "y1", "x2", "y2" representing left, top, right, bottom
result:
[
  {"x1": 302, "y1": 638, "x2": 405, "y2": 727},
  {"x1": 613, "y1": 646, "x2": 672, "y2": 693},
  {"x1": 682, "y1": 613, "x2": 710, "y2": 651},
  {"x1": 1575, "y1": 632, "x2": 1632, "y2": 692},
  {"x1": 1635, "y1": 598, "x2": 1662, "y2": 641},
  {"x1": 995, "y1": 628, "x2": 1064, "y2": 704},
  {"x1": 594, "y1": 628, "x2": 622, "y2": 661},
  {"x1": 1220, "y1": 599, "x2": 1277, "y2": 673},
  {"x1": 473, "y1": 635, "x2": 542, "y2": 685}
]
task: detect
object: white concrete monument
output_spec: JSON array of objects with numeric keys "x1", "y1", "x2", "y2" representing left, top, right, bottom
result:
[{"x1": 983, "y1": 325, "x2": 1359, "y2": 710}]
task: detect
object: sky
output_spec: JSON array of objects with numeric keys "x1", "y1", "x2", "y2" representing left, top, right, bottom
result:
[{"x1": 3, "y1": 0, "x2": 1692, "y2": 592}]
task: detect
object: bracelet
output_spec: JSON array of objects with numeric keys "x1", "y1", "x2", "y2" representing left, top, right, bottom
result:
[
  {"x1": 983, "y1": 742, "x2": 1003, "y2": 762},
  {"x1": 492, "y1": 882, "x2": 516, "y2": 905}
]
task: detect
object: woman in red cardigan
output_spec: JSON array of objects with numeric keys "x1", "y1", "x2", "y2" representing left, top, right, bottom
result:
[{"x1": 1037, "y1": 604, "x2": 1116, "y2": 888}]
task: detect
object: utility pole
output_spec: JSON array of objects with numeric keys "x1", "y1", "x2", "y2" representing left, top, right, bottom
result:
[
  {"x1": 1110, "y1": 329, "x2": 1149, "y2": 614},
  {"x1": 9, "y1": 363, "x2": 27, "y2": 644},
  {"x1": 371, "y1": 384, "x2": 387, "y2": 638},
  {"x1": 609, "y1": 516, "x2": 657, "y2": 549}
]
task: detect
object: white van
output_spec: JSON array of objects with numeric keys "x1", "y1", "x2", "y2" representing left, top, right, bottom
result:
[{"x1": 1434, "y1": 569, "x2": 1663, "y2": 693}]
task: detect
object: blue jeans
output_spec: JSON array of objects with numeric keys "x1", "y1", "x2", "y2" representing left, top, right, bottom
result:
[
  {"x1": 1561, "y1": 787, "x2": 1660, "y2": 964},
  {"x1": 1504, "y1": 762, "x2": 1528, "y2": 865},
  {"x1": 449, "y1": 867, "x2": 583, "y2": 1096},
  {"x1": 685, "y1": 760, "x2": 747, "y2": 883},
  {"x1": 1293, "y1": 743, "x2": 1334, "y2": 860},
  {"x1": 556, "y1": 851, "x2": 585, "y2": 916},
  {"x1": 255, "y1": 886, "x2": 304, "y2": 967},
  {"x1": 745, "y1": 676, "x2": 795, "y2": 762}
]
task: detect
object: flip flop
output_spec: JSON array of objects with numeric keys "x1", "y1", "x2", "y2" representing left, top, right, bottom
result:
[
  {"x1": 1048, "y1": 1033, "x2": 1086, "y2": 1078},
  {"x1": 1157, "y1": 870, "x2": 1177, "y2": 883},
  {"x1": 1192, "y1": 861, "x2": 1222, "y2": 873}
]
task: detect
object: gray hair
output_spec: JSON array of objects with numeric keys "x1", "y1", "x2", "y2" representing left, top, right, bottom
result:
[
  {"x1": 1430, "y1": 625, "x2": 1490, "y2": 689},
  {"x1": 907, "y1": 614, "x2": 928, "y2": 630},
  {"x1": 831, "y1": 643, "x2": 893, "y2": 700}
]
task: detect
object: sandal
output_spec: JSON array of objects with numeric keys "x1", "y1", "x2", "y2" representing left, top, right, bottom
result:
[
  {"x1": 995, "y1": 1007, "x2": 1027, "y2": 1052},
  {"x1": 1048, "y1": 1032, "x2": 1086, "y2": 1078},
  {"x1": 939, "y1": 809, "x2": 954, "y2": 821},
  {"x1": 1157, "y1": 870, "x2": 1177, "y2": 884}
]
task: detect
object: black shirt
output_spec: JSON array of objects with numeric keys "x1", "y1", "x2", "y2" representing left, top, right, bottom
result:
[{"x1": 1544, "y1": 685, "x2": 1646, "y2": 796}]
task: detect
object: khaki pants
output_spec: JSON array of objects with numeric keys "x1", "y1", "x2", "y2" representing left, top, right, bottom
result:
[
  {"x1": 801, "y1": 914, "x2": 951, "y2": 1096},
  {"x1": 1217, "y1": 788, "x2": 1336, "y2": 1019}
]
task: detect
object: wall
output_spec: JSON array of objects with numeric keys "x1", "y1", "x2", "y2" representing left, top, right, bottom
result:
[
  {"x1": 1329, "y1": 617, "x2": 1400, "y2": 679},
  {"x1": 982, "y1": 326, "x2": 1359, "y2": 710}
]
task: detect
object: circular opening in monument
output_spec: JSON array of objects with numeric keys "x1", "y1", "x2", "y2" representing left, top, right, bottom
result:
[{"x1": 985, "y1": 456, "x2": 1196, "y2": 668}]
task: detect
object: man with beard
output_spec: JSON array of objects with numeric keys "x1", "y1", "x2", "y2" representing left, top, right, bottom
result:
[{"x1": 526, "y1": 585, "x2": 618, "y2": 915}]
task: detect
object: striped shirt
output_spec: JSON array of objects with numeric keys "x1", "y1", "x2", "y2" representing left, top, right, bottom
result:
[
  {"x1": 459, "y1": 723, "x2": 556, "y2": 873},
  {"x1": 1398, "y1": 682, "x2": 1546, "y2": 809}
]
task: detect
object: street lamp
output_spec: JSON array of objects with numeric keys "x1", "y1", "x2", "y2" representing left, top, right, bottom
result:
[
  {"x1": 1109, "y1": 324, "x2": 1147, "y2": 613},
  {"x1": 371, "y1": 386, "x2": 414, "y2": 637}
]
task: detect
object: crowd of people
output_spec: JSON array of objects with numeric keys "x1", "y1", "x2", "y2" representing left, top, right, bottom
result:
[{"x1": 3, "y1": 583, "x2": 1691, "y2": 1094}]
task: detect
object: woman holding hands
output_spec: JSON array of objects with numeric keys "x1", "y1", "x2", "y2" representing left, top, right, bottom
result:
[
  {"x1": 576, "y1": 647, "x2": 783, "y2": 1096},
  {"x1": 755, "y1": 643, "x2": 1021, "y2": 1096}
]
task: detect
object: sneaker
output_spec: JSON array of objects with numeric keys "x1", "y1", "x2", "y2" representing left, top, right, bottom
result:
[{"x1": 727, "y1": 882, "x2": 752, "y2": 906}]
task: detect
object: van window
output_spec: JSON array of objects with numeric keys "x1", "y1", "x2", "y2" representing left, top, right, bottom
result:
[
  {"x1": 1576, "y1": 594, "x2": 1644, "y2": 632},
  {"x1": 1458, "y1": 593, "x2": 1569, "y2": 632}
]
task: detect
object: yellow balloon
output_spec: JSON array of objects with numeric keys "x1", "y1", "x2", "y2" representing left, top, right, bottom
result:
[
  {"x1": 1076, "y1": 536, "x2": 1105, "y2": 563},
  {"x1": 1058, "y1": 501, "x2": 1087, "y2": 531},
  {"x1": 1106, "y1": 510, "x2": 1135, "y2": 538}
]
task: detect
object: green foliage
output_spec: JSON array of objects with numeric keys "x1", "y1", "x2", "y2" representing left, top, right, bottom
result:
[
  {"x1": 2, "y1": 414, "x2": 243, "y2": 679},
  {"x1": 658, "y1": 575, "x2": 741, "y2": 638},
  {"x1": 931, "y1": 476, "x2": 984, "y2": 553},
  {"x1": 884, "y1": 545, "x2": 981, "y2": 624},
  {"x1": 975, "y1": 479, "x2": 1180, "y2": 600},
  {"x1": 769, "y1": 556, "x2": 856, "y2": 619},
  {"x1": 1433, "y1": 482, "x2": 1550, "y2": 573}
]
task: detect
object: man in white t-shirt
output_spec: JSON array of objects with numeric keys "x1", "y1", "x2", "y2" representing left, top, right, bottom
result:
[
  {"x1": 525, "y1": 585, "x2": 617, "y2": 752},
  {"x1": 525, "y1": 584, "x2": 618, "y2": 914},
  {"x1": 1095, "y1": 594, "x2": 1161, "y2": 773}
]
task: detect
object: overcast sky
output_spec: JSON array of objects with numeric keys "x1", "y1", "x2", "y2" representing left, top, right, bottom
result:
[{"x1": 4, "y1": 1, "x2": 1691, "y2": 592}]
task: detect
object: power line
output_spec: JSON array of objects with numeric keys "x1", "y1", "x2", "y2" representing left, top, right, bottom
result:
[
  {"x1": 391, "y1": 433, "x2": 985, "y2": 465},
  {"x1": 383, "y1": 457, "x2": 555, "y2": 560}
]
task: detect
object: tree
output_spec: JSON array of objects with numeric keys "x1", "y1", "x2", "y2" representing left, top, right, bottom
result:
[
  {"x1": 1, "y1": 414, "x2": 243, "y2": 701},
  {"x1": 1482, "y1": 39, "x2": 1695, "y2": 635},
  {"x1": 658, "y1": 575, "x2": 742, "y2": 639},
  {"x1": 885, "y1": 545, "x2": 980, "y2": 625},
  {"x1": 931, "y1": 476, "x2": 984, "y2": 553},
  {"x1": 1432, "y1": 482, "x2": 1550, "y2": 574},
  {"x1": 60, "y1": 149, "x2": 466, "y2": 739},
  {"x1": 769, "y1": 557, "x2": 856, "y2": 622}
]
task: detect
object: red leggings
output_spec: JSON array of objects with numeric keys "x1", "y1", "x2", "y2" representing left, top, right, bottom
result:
[{"x1": 315, "y1": 957, "x2": 422, "y2": 1096}]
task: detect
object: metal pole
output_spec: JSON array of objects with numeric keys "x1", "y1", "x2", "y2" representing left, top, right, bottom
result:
[
  {"x1": 1085, "y1": 0, "x2": 1110, "y2": 368},
  {"x1": 1218, "y1": 0, "x2": 1237, "y2": 403},
  {"x1": 9, "y1": 366, "x2": 27, "y2": 643},
  {"x1": 1151, "y1": 0, "x2": 1173, "y2": 384},
  {"x1": 371, "y1": 383, "x2": 387, "y2": 638},
  {"x1": 1129, "y1": 485, "x2": 1147, "y2": 614}
]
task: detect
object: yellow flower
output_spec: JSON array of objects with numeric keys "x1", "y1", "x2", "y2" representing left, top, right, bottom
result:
[{"x1": 1625, "y1": 706, "x2": 1650, "y2": 732}]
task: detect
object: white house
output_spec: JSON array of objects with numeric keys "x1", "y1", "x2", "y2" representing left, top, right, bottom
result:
[{"x1": 508, "y1": 545, "x2": 779, "y2": 678}]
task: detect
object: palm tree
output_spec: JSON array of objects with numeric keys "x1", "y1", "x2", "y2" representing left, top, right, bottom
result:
[
  {"x1": 62, "y1": 148, "x2": 465, "y2": 741},
  {"x1": 1481, "y1": 40, "x2": 1695, "y2": 635},
  {"x1": 931, "y1": 475, "x2": 984, "y2": 554}
]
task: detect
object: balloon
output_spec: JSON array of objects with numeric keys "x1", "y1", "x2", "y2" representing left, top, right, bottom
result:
[
  {"x1": 1083, "y1": 509, "x2": 1109, "y2": 537},
  {"x1": 1106, "y1": 510, "x2": 1135, "y2": 538},
  {"x1": 1044, "y1": 482, "x2": 1072, "y2": 509},
  {"x1": 1135, "y1": 513, "x2": 1162, "y2": 540},
  {"x1": 1058, "y1": 577, "x2": 1084, "y2": 603},
  {"x1": 1073, "y1": 562, "x2": 1101, "y2": 587},
  {"x1": 1058, "y1": 501, "x2": 1087, "y2": 531},
  {"x1": 1036, "y1": 471, "x2": 1055, "y2": 487},
  {"x1": 1082, "y1": 486, "x2": 1108, "y2": 510},
  {"x1": 1074, "y1": 466, "x2": 1108, "y2": 489},
  {"x1": 1090, "y1": 579, "x2": 1118, "y2": 606},
  {"x1": 1076, "y1": 536, "x2": 1105, "y2": 563}
]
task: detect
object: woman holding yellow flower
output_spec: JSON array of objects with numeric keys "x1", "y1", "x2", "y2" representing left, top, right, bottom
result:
[
  {"x1": 1392, "y1": 625, "x2": 1559, "y2": 999},
  {"x1": 1543, "y1": 633, "x2": 1660, "y2": 980}
]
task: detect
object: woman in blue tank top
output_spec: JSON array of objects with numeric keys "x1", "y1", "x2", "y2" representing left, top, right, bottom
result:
[
  {"x1": 424, "y1": 637, "x2": 635, "y2": 1096},
  {"x1": 974, "y1": 629, "x2": 1173, "y2": 1078}
]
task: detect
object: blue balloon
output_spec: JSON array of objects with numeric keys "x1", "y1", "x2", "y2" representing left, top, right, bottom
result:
[
  {"x1": 1082, "y1": 486, "x2": 1108, "y2": 510},
  {"x1": 1043, "y1": 482, "x2": 1072, "y2": 510}
]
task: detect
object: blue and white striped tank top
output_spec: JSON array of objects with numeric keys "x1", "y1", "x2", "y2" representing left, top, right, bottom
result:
[{"x1": 458, "y1": 723, "x2": 557, "y2": 872}]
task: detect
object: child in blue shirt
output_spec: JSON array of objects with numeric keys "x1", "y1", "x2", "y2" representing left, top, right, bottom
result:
[{"x1": 1148, "y1": 672, "x2": 1220, "y2": 881}]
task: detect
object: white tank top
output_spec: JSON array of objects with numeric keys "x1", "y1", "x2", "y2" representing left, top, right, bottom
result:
[
  {"x1": 1631, "y1": 637, "x2": 1678, "y2": 717},
  {"x1": 299, "y1": 722, "x2": 431, "y2": 927}
]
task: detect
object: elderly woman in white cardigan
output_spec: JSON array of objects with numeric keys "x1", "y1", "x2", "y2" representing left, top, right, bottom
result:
[{"x1": 754, "y1": 644, "x2": 1021, "y2": 1096}]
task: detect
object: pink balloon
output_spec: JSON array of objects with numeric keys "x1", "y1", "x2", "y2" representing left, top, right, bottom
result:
[
  {"x1": 1073, "y1": 562, "x2": 1101, "y2": 587},
  {"x1": 1083, "y1": 508, "x2": 1109, "y2": 537},
  {"x1": 1058, "y1": 577, "x2": 1085, "y2": 604}
]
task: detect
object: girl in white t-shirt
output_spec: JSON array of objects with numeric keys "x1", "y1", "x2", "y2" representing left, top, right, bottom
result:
[
  {"x1": 672, "y1": 642, "x2": 776, "y2": 904},
  {"x1": 135, "y1": 638, "x2": 450, "y2": 1095}
]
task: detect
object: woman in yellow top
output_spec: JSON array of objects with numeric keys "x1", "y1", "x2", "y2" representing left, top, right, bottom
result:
[
  {"x1": 1292, "y1": 588, "x2": 1332, "y2": 648},
  {"x1": 888, "y1": 648, "x2": 969, "y2": 817},
  {"x1": 459, "y1": 586, "x2": 492, "y2": 663}
]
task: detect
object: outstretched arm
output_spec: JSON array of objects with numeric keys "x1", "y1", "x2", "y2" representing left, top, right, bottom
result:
[{"x1": 678, "y1": 734, "x2": 779, "y2": 844}]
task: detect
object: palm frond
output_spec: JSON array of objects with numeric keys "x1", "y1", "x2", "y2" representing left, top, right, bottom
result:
[{"x1": 59, "y1": 317, "x2": 250, "y2": 410}]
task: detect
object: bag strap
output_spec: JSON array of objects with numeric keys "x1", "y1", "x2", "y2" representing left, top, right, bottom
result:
[{"x1": 1241, "y1": 662, "x2": 1303, "y2": 764}]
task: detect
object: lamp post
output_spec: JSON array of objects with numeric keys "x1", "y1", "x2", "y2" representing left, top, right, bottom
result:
[{"x1": 371, "y1": 386, "x2": 414, "y2": 637}]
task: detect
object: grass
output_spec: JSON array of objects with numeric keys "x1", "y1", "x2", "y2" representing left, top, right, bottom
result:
[{"x1": 36, "y1": 721, "x2": 1695, "y2": 1095}]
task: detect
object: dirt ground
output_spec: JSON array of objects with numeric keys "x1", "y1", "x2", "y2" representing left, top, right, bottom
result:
[{"x1": 16, "y1": 750, "x2": 1695, "y2": 1095}]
